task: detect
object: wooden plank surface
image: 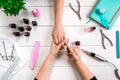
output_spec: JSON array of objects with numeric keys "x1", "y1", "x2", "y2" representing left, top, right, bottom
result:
[
  {"x1": 15, "y1": 47, "x2": 120, "y2": 67},
  {"x1": 0, "y1": 7, "x2": 120, "y2": 26},
  {"x1": 0, "y1": 0, "x2": 120, "y2": 80},
  {"x1": 25, "y1": 0, "x2": 97, "y2": 6},
  {"x1": 0, "y1": 26, "x2": 119, "y2": 46},
  {"x1": 12, "y1": 66, "x2": 118, "y2": 80}
]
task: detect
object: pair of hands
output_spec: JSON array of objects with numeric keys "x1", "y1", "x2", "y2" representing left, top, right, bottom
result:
[
  {"x1": 51, "y1": 25, "x2": 81, "y2": 62},
  {"x1": 49, "y1": 40, "x2": 81, "y2": 62}
]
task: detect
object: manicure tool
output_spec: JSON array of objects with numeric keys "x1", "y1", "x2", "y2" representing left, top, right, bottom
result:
[
  {"x1": 69, "y1": 0, "x2": 82, "y2": 20},
  {"x1": 30, "y1": 41, "x2": 40, "y2": 70},
  {"x1": 0, "y1": 52, "x2": 6, "y2": 60},
  {"x1": 2, "y1": 57, "x2": 20, "y2": 80},
  {"x1": 100, "y1": 29, "x2": 113, "y2": 49},
  {"x1": 116, "y1": 31, "x2": 120, "y2": 58},
  {"x1": 8, "y1": 45, "x2": 15, "y2": 61},
  {"x1": 0, "y1": 42, "x2": 16, "y2": 61},
  {"x1": 2, "y1": 41, "x2": 8, "y2": 61},
  {"x1": 82, "y1": 49, "x2": 107, "y2": 62},
  {"x1": 82, "y1": 49, "x2": 120, "y2": 79}
]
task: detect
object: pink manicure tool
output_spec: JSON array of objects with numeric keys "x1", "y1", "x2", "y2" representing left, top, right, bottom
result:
[
  {"x1": 30, "y1": 41, "x2": 40, "y2": 70},
  {"x1": 32, "y1": 8, "x2": 40, "y2": 17}
]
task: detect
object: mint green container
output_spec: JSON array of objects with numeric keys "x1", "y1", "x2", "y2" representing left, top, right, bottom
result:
[{"x1": 90, "y1": 0, "x2": 120, "y2": 30}]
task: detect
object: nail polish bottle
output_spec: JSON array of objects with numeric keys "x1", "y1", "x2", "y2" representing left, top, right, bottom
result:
[
  {"x1": 75, "y1": 41, "x2": 80, "y2": 45},
  {"x1": 32, "y1": 8, "x2": 40, "y2": 17},
  {"x1": 87, "y1": 27, "x2": 96, "y2": 32}
]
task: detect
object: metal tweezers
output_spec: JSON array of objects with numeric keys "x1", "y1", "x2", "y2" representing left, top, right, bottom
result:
[
  {"x1": 69, "y1": 0, "x2": 82, "y2": 20},
  {"x1": 100, "y1": 29, "x2": 113, "y2": 49}
]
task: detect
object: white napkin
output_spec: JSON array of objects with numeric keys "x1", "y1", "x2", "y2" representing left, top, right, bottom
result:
[{"x1": 0, "y1": 35, "x2": 29, "y2": 80}]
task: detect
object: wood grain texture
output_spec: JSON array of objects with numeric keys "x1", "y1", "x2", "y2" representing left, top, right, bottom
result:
[
  {"x1": 0, "y1": 26, "x2": 119, "y2": 46},
  {"x1": 25, "y1": 0, "x2": 97, "y2": 6},
  {"x1": 17, "y1": 46, "x2": 120, "y2": 67},
  {"x1": 12, "y1": 66, "x2": 117, "y2": 80},
  {"x1": 0, "y1": 7, "x2": 119, "y2": 26},
  {"x1": 0, "y1": 0, "x2": 120, "y2": 80}
]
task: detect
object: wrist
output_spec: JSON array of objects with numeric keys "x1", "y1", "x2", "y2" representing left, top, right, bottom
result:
[
  {"x1": 54, "y1": 24, "x2": 62, "y2": 28},
  {"x1": 54, "y1": 20, "x2": 62, "y2": 26},
  {"x1": 75, "y1": 59, "x2": 83, "y2": 65},
  {"x1": 48, "y1": 53, "x2": 57, "y2": 60}
]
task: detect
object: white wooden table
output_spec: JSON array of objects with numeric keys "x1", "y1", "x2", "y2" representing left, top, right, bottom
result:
[{"x1": 0, "y1": 0, "x2": 120, "y2": 80}]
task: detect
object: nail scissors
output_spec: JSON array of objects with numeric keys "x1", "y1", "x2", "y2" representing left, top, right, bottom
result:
[
  {"x1": 69, "y1": 0, "x2": 82, "y2": 20},
  {"x1": 0, "y1": 52, "x2": 8, "y2": 61},
  {"x1": 8, "y1": 45, "x2": 15, "y2": 61},
  {"x1": 0, "y1": 41, "x2": 15, "y2": 61},
  {"x1": 100, "y1": 29, "x2": 113, "y2": 49},
  {"x1": 2, "y1": 41, "x2": 8, "y2": 61}
]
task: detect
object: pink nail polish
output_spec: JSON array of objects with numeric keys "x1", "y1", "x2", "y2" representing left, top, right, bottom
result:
[
  {"x1": 32, "y1": 8, "x2": 40, "y2": 17},
  {"x1": 87, "y1": 27, "x2": 96, "y2": 32}
]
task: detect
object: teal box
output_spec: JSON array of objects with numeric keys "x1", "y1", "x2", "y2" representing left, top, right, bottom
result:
[{"x1": 90, "y1": 0, "x2": 120, "y2": 30}]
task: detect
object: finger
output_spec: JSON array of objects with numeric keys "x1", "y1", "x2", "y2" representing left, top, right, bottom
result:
[
  {"x1": 73, "y1": 47, "x2": 79, "y2": 56},
  {"x1": 64, "y1": 47, "x2": 72, "y2": 57},
  {"x1": 55, "y1": 37, "x2": 58, "y2": 44},
  {"x1": 67, "y1": 46, "x2": 74, "y2": 54},
  {"x1": 57, "y1": 35, "x2": 61, "y2": 43},
  {"x1": 64, "y1": 38, "x2": 69, "y2": 45},
  {"x1": 60, "y1": 46, "x2": 64, "y2": 50},
  {"x1": 58, "y1": 40, "x2": 65, "y2": 49},
  {"x1": 66, "y1": 46, "x2": 70, "y2": 55},
  {"x1": 58, "y1": 35, "x2": 61, "y2": 43},
  {"x1": 64, "y1": 46, "x2": 71, "y2": 57},
  {"x1": 75, "y1": 47, "x2": 81, "y2": 56},
  {"x1": 72, "y1": 47, "x2": 80, "y2": 58},
  {"x1": 72, "y1": 47, "x2": 78, "y2": 56},
  {"x1": 76, "y1": 46, "x2": 81, "y2": 52},
  {"x1": 64, "y1": 48, "x2": 70, "y2": 56},
  {"x1": 60, "y1": 34, "x2": 64, "y2": 42},
  {"x1": 67, "y1": 53, "x2": 72, "y2": 58},
  {"x1": 63, "y1": 35, "x2": 67, "y2": 41},
  {"x1": 77, "y1": 46, "x2": 80, "y2": 49},
  {"x1": 60, "y1": 34, "x2": 64, "y2": 41},
  {"x1": 52, "y1": 35, "x2": 56, "y2": 42}
]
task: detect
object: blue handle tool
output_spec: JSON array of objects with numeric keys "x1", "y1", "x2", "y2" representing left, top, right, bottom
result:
[{"x1": 116, "y1": 31, "x2": 120, "y2": 58}]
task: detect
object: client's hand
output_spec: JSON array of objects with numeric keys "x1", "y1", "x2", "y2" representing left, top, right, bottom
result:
[
  {"x1": 49, "y1": 40, "x2": 67, "y2": 58},
  {"x1": 52, "y1": 25, "x2": 67, "y2": 44}
]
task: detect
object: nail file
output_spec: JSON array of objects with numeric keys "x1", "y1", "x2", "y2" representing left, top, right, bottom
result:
[
  {"x1": 2, "y1": 57, "x2": 20, "y2": 80},
  {"x1": 30, "y1": 41, "x2": 40, "y2": 70},
  {"x1": 116, "y1": 31, "x2": 120, "y2": 58}
]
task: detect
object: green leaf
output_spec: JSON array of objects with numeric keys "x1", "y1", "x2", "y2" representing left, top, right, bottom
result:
[{"x1": 0, "y1": 0, "x2": 25, "y2": 16}]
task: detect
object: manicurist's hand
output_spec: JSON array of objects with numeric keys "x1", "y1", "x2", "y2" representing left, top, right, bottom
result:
[
  {"x1": 52, "y1": 25, "x2": 67, "y2": 44},
  {"x1": 66, "y1": 46, "x2": 81, "y2": 62},
  {"x1": 65, "y1": 46, "x2": 96, "y2": 80}
]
